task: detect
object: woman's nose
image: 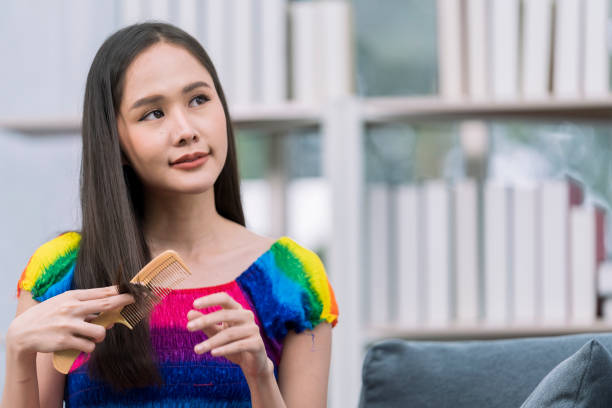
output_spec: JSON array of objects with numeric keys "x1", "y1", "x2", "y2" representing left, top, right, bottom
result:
[
  {"x1": 171, "y1": 109, "x2": 199, "y2": 146},
  {"x1": 177, "y1": 133, "x2": 199, "y2": 146}
]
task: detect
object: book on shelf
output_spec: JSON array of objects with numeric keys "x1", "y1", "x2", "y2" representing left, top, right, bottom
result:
[
  {"x1": 490, "y1": 0, "x2": 519, "y2": 101},
  {"x1": 454, "y1": 179, "x2": 479, "y2": 324},
  {"x1": 599, "y1": 260, "x2": 612, "y2": 323},
  {"x1": 567, "y1": 176, "x2": 585, "y2": 206},
  {"x1": 424, "y1": 180, "x2": 452, "y2": 327},
  {"x1": 290, "y1": 1, "x2": 352, "y2": 103},
  {"x1": 484, "y1": 181, "x2": 511, "y2": 325},
  {"x1": 595, "y1": 205, "x2": 606, "y2": 265},
  {"x1": 287, "y1": 178, "x2": 331, "y2": 265},
  {"x1": 367, "y1": 177, "x2": 605, "y2": 331},
  {"x1": 583, "y1": 0, "x2": 609, "y2": 97},
  {"x1": 595, "y1": 205, "x2": 609, "y2": 319},
  {"x1": 290, "y1": 2, "x2": 321, "y2": 103},
  {"x1": 177, "y1": 0, "x2": 199, "y2": 39},
  {"x1": 521, "y1": 0, "x2": 553, "y2": 100},
  {"x1": 600, "y1": 261, "x2": 612, "y2": 298},
  {"x1": 61, "y1": 0, "x2": 98, "y2": 117},
  {"x1": 465, "y1": 0, "x2": 488, "y2": 101},
  {"x1": 121, "y1": 0, "x2": 141, "y2": 26},
  {"x1": 319, "y1": 0, "x2": 353, "y2": 100},
  {"x1": 260, "y1": 0, "x2": 288, "y2": 104},
  {"x1": 436, "y1": 0, "x2": 464, "y2": 100},
  {"x1": 570, "y1": 205, "x2": 598, "y2": 324},
  {"x1": 602, "y1": 297, "x2": 612, "y2": 323},
  {"x1": 240, "y1": 179, "x2": 272, "y2": 238},
  {"x1": 117, "y1": 0, "x2": 289, "y2": 107},
  {"x1": 229, "y1": 0, "x2": 255, "y2": 105},
  {"x1": 204, "y1": 0, "x2": 230, "y2": 100},
  {"x1": 553, "y1": 0, "x2": 584, "y2": 99},
  {"x1": 147, "y1": 0, "x2": 170, "y2": 21},
  {"x1": 395, "y1": 184, "x2": 424, "y2": 327},
  {"x1": 540, "y1": 177, "x2": 584, "y2": 325},
  {"x1": 367, "y1": 183, "x2": 391, "y2": 325},
  {"x1": 512, "y1": 184, "x2": 540, "y2": 325}
]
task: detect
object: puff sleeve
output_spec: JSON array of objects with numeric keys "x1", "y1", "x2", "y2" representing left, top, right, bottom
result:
[
  {"x1": 236, "y1": 236, "x2": 339, "y2": 344},
  {"x1": 17, "y1": 231, "x2": 81, "y2": 302}
]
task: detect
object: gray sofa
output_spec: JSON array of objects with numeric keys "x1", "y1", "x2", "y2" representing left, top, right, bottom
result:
[{"x1": 358, "y1": 333, "x2": 612, "y2": 408}]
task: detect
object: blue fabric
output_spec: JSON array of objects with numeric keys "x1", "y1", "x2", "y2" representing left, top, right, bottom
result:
[
  {"x1": 34, "y1": 263, "x2": 75, "y2": 302},
  {"x1": 237, "y1": 254, "x2": 310, "y2": 341},
  {"x1": 520, "y1": 339, "x2": 612, "y2": 407},
  {"x1": 90, "y1": 400, "x2": 252, "y2": 408},
  {"x1": 65, "y1": 361, "x2": 251, "y2": 407},
  {"x1": 359, "y1": 333, "x2": 612, "y2": 408}
]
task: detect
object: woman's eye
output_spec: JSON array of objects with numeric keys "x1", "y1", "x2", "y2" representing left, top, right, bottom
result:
[
  {"x1": 140, "y1": 110, "x2": 164, "y2": 121},
  {"x1": 189, "y1": 94, "x2": 209, "y2": 107}
]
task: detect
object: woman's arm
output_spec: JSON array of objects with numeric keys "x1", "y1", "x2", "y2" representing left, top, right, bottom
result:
[
  {"x1": 246, "y1": 323, "x2": 332, "y2": 408},
  {"x1": 2, "y1": 291, "x2": 63, "y2": 408},
  {"x1": 277, "y1": 323, "x2": 332, "y2": 408},
  {"x1": 1, "y1": 287, "x2": 134, "y2": 408}
]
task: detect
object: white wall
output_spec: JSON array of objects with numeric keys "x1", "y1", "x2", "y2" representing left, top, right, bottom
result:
[{"x1": 0, "y1": 131, "x2": 82, "y2": 388}]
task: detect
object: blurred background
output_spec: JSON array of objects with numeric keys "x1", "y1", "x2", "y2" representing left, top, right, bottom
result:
[{"x1": 3, "y1": 0, "x2": 612, "y2": 406}]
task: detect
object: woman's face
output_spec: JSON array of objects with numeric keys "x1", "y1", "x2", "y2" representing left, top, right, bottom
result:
[{"x1": 116, "y1": 42, "x2": 227, "y2": 195}]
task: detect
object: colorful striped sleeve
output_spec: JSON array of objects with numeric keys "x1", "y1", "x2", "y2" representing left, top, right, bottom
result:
[
  {"x1": 237, "y1": 237, "x2": 339, "y2": 343},
  {"x1": 17, "y1": 231, "x2": 81, "y2": 302}
]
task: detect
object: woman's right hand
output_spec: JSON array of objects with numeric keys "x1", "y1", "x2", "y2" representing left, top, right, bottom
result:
[{"x1": 6, "y1": 286, "x2": 135, "y2": 358}]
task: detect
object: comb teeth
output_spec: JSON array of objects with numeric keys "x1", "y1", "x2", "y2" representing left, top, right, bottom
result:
[
  {"x1": 120, "y1": 292, "x2": 161, "y2": 328},
  {"x1": 120, "y1": 254, "x2": 192, "y2": 328}
]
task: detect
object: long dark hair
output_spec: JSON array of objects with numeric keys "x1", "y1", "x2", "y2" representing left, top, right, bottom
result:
[{"x1": 75, "y1": 22, "x2": 245, "y2": 391}]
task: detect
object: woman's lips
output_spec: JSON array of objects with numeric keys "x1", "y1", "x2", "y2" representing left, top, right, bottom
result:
[{"x1": 170, "y1": 155, "x2": 209, "y2": 170}]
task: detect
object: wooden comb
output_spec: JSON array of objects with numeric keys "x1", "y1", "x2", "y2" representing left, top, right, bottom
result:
[{"x1": 52, "y1": 250, "x2": 191, "y2": 374}]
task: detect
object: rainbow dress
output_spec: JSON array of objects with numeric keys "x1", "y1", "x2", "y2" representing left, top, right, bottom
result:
[{"x1": 17, "y1": 232, "x2": 339, "y2": 407}]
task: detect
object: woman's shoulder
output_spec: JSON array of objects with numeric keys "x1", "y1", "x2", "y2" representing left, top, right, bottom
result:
[
  {"x1": 17, "y1": 231, "x2": 81, "y2": 301},
  {"x1": 240, "y1": 234, "x2": 339, "y2": 338},
  {"x1": 262, "y1": 236, "x2": 326, "y2": 279}
]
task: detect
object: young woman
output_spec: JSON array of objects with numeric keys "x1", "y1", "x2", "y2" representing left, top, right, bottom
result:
[{"x1": 2, "y1": 22, "x2": 338, "y2": 408}]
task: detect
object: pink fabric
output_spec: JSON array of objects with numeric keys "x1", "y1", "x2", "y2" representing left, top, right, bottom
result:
[
  {"x1": 150, "y1": 281, "x2": 261, "y2": 329},
  {"x1": 69, "y1": 281, "x2": 266, "y2": 373}
]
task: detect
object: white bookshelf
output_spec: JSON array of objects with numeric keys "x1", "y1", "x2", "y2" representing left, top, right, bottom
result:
[
  {"x1": 321, "y1": 96, "x2": 612, "y2": 407},
  {"x1": 4, "y1": 96, "x2": 612, "y2": 408}
]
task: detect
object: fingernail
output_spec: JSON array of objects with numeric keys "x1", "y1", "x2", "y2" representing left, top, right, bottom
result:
[{"x1": 187, "y1": 322, "x2": 195, "y2": 331}]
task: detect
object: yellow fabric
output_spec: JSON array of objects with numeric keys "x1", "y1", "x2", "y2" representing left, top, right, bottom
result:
[
  {"x1": 277, "y1": 237, "x2": 337, "y2": 324},
  {"x1": 18, "y1": 231, "x2": 81, "y2": 292}
]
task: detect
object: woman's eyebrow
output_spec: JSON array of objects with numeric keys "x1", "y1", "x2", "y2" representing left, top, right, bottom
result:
[
  {"x1": 129, "y1": 81, "x2": 212, "y2": 111},
  {"x1": 182, "y1": 80, "x2": 211, "y2": 94}
]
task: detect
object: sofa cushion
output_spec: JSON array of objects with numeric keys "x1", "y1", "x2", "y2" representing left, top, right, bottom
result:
[
  {"x1": 520, "y1": 339, "x2": 612, "y2": 407},
  {"x1": 359, "y1": 333, "x2": 612, "y2": 408}
]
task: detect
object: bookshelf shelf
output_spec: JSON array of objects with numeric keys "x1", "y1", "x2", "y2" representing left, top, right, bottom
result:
[
  {"x1": 363, "y1": 96, "x2": 612, "y2": 123},
  {"x1": 0, "y1": 102, "x2": 322, "y2": 135},
  {"x1": 365, "y1": 321, "x2": 612, "y2": 342},
  {"x1": 229, "y1": 102, "x2": 321, "y2": 131},
  {"x1": 6, "y1": 97, "x2": 612, "y2": 134},
  {"x1": 0, "y1": 117, "x2": 82, "y2": 135}
]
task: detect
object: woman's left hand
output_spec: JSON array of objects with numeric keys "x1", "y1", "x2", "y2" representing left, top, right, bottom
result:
[{"x1": 187, "y1": 292, "x2": 272, "y2": 379}]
